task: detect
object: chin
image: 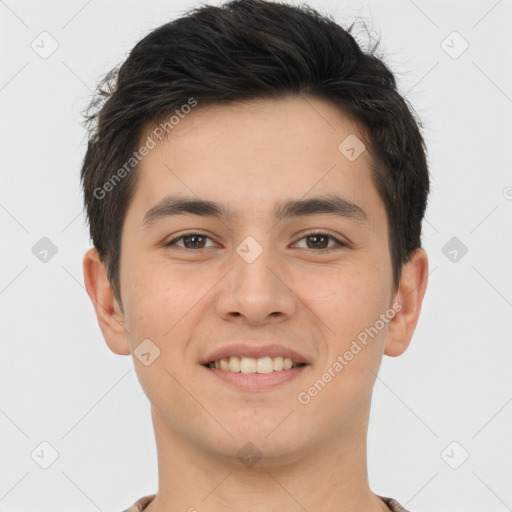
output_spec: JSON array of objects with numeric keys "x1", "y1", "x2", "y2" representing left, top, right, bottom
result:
[{"x1": 206, "y1": 422, "x2": 308, "y2": 466}]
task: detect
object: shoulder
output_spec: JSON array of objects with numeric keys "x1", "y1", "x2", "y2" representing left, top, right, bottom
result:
[
  {"x1": 121, "y1": 494, "x2": 157, "y2": 512},
  {"x1": 379, "y1": 495, "x2": 412, "y2": 512},
  {"x1": 122, "y1": 493, "x2": 410, "y2": 512}
]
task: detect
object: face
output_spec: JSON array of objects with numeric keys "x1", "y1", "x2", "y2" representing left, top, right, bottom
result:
[{"x1": 103, "y1": 96, "x2": 405, "y2": 464}]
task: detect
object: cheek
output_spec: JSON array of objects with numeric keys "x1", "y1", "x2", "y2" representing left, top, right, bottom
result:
[
  {"x1": 122, "y1": 261, "x2": 200, "y2": 344},
  {"x1": 298, "y1": 266, "x2": 391, "y2": 396},
  {"x1": 298, "y1": 264, "x2": 387, "y2": 342},
  {"x1": 121, "y1": 266, "x2": 204, "y2": 404}
]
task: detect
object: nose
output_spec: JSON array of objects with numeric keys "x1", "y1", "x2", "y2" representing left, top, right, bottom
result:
[{"x1": 214, "y1": 240, "x2": 297, "y2": 326}]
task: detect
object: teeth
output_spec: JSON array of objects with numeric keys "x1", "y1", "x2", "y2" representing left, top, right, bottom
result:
[
  {"x1": 273, "y1": 356, "x2": 284, "y2": 371},
  {"x1": 256, "y1": 356, "x2": 273, "y2": 374},
  {"x1": 229, "y1": 356, "x2": 240, "y2": 372},
  {"x1": 208, "y1": 356, "x2": 302, "y2": 373}
]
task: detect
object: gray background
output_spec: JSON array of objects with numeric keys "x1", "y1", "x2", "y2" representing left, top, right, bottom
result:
[{"x1": 1, "y1": 0, "x2": 511, "y2": 511}]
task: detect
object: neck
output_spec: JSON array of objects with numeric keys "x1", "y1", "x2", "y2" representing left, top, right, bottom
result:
[{"x1": 144, "y1": 405, "x2": 389, "y2": 512}]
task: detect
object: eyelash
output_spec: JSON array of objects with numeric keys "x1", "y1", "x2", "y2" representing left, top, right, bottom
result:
[{"x1": 164, "y1": 230, "x2": 347, "y2": 251}]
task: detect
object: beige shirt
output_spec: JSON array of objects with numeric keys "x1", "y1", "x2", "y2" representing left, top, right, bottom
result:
[{"x1": 122, "y1": 493, "x2": 411, "y2": 511}]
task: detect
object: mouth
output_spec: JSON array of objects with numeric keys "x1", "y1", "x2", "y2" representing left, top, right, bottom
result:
[
  {"x1": 201, "y1": 349, "x2": 310, "y2": 391},
  {"x1": 204, "y1": 356, "x2": 307, "y2": 373},
  {"x1": 200, "y1": 343, "x2": 310, "y2": 390}
]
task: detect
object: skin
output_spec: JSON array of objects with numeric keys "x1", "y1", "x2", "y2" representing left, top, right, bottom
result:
[{"x1": 83, "y1": 95, "x2": 428, "y2": 512}]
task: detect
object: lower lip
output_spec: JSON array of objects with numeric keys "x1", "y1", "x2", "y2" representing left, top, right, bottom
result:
[{"x1": 202, "y1": 364, "x2": 308, "y2": 391}]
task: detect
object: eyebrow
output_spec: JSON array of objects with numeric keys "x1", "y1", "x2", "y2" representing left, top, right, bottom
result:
[{"x1": 141, "y1": 193, "x2": 368, "y2": 227}]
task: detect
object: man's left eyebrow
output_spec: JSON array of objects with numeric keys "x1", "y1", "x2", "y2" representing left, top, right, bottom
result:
[
  {"x1": 141, "y1": 193, "x2": 368, "y2": 227},
  {"x1": 274, "y1": 194, "x2": 368, "y2": 223}
]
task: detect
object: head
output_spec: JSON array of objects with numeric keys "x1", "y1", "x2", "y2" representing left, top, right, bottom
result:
[{"x1": 82, "y1": 0, "x2": 429, "y2": 464}]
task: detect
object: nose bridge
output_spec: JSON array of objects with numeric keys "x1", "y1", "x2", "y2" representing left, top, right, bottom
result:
[
  {"x1": 216, "y1": 233, "x2": 296, "y2": 322},
  {"x1": 233, "y1": 233, "x2": 278, "y2": 292}
]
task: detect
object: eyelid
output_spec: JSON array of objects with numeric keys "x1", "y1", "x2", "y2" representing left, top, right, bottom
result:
[
  {"x1": 164, "y1": 229, "x2": 348, "y2": 250},
  {"x1": 164, "y1": 231, "x2": 218, "y2": 248},
  {"x1": 291, "y1": 229, "x2": 348, "y2": 249}
]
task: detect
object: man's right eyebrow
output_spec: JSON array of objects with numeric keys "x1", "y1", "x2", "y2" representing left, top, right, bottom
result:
[
  {"x1": 141, "y1": 196, "x2": 234, "y2": 227},
  {"x1": 141, "y1": 193, "x2": 368, "y2": 227}
]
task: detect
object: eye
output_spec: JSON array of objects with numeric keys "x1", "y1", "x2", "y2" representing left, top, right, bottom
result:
[
  {"x1": 293, "y1": 231, "x2": 347, "y2": 251},
  {"x1": 164, "y1": 233, "x2": 217, "y2": 249},
  {"x1": 164, "y1": 231, "x2": 347, "y2": 251}
]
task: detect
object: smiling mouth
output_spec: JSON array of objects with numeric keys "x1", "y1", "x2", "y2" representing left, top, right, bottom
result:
[{"x1": 204, "y1": 356, "x2": 307, "y2": 374}]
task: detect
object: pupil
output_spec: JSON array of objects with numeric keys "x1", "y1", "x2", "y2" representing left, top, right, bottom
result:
[
  {"x1": 308, "y1": 235, "x2": 327, "y2": 249},
  {"x1": 185, "y1": 235, "x2": 204, "y2": 248}
]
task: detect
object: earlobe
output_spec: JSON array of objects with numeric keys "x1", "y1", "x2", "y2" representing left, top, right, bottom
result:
[
  {"x1": 384, "y1": 248, "x2": 429, "y2": 357},
  {"x1": 82, "y1": 247, "x2": 131, "y2": 355}
]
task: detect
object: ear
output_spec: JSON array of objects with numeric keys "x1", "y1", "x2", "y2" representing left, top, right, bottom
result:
[
  {"x1": 82, "y1": 247, "x2": 131, "y2": 355},
  {"x1": 384, "y1": 248, "x2": 429, "y2": 357}
]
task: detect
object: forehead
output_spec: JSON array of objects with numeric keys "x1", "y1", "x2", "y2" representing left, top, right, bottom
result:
[{"x1": 129, "y1": 96, "x2": 384, "y2": 224}]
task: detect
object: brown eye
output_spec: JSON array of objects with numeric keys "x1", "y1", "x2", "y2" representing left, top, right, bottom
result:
[
  {"x1": 165, "y1": 233, "x2": 215, "y2": 249},
  {"x1": 306, "y1": 234, "x2": 329, "y2": 249},
  {"x1": 164, "y1": 231, "x2": 346, "y2": 251},
  {"x1": 294, "y1": 232, "x2": 346, "y2": 250}
]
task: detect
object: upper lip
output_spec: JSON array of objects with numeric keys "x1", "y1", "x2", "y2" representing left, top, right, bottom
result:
[{"x1": 201, "y1": 343, "x2": 310, "y2": 365}]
